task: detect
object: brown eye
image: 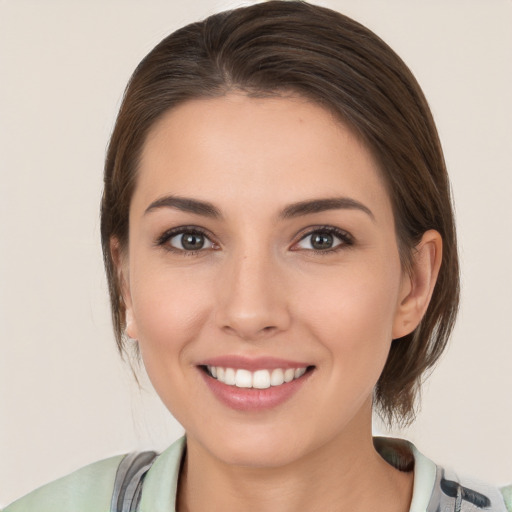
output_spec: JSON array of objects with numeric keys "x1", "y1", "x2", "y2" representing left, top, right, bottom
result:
[
  {"x1": 168, "y1": 230, "x2": 214, "y2": 252},
  {"x1": 181, "y1": 233, "x2": 205, "y2": 250},
  {"x1": 294, "y1": 227, "x2": 352, "y2": 253},
  {"x1": 310, "y1": 232, "x2": 335, "y2": 250}
]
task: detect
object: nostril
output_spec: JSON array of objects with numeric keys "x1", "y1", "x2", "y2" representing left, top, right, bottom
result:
[{"x1": 221, "y1": 323, "x2": 279, "y2": 341}]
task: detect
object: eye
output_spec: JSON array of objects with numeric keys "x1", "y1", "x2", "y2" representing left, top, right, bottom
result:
[
  {"x1": 293, "y1": 227, "x2": 352, "y2": 252},
  {"x1": 170, "y1": 231, "x2": 213, "y2": 251},
  {"x1": 157, "y1": 227, "x2": 216, "y2": 253}
]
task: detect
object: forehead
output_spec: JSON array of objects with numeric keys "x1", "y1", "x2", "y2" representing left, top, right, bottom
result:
[{"x1": 134, "y1": 94, "x2": 392, "y2": 221}]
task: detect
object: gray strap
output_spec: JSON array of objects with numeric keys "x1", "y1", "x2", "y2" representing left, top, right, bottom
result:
[
  {"x1": 427, "y1": 467, "x2": 501, "y2": 512},
  {"x1": 110, "y1": 451, "x2": 158, "y2": 512}
]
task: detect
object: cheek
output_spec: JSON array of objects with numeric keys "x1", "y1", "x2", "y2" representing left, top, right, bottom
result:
[
  {"x1": 128, "y1": 267, "x2": 215, "y2": 420},
  {"x1": 129, "y1": 262, "x2": 212, "y2": 363},
  {"x1": 293, "y1": 260, "x2": 402, "y2": 368}
]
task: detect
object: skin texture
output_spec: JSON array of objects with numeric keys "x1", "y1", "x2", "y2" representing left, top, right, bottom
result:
[{"x1": 114, "y1": 94, "x2": 441, "y2": 512}]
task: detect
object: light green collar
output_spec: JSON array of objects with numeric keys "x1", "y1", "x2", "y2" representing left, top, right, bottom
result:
[{"x1": 139, "y1": 437, "x2": 185, "y2": 512}]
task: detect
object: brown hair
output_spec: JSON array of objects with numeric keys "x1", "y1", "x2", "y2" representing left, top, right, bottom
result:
[{"x1": 101, "y1": 0, "x2": 459, "y2": 426}]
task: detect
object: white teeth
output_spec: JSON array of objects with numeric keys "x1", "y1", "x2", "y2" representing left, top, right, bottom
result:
[
  {"x1": 294, "y1": 367, "x2": 306, "y2": 379},
  {"x1": 206, "y1": 365, "x2": 309, "y2": 388},
  {"x1": 225, "y1": 368, "x2": 236, "y2": 385},
  {"x1": 284, "y1": 368, "x2": 295, "y2": 383},
  {"x1": 270, "y1": 368, "x2": 284, "y2": 386},
  {"x1": 253, "y1": 370, "x2": 271, "y2": 389},
  {"x1": 235, "y1": 369, "x2": 252, "y2": 388}
]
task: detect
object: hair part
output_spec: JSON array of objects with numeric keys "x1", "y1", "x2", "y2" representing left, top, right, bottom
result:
[{"x1": 101, "y1": 0, "x2": 459, "y2": 426}]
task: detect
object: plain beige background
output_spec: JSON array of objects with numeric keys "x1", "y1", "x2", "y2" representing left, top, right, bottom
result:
[{"x1": 1, "y1": 0, "x2": 511, "y2": 506}]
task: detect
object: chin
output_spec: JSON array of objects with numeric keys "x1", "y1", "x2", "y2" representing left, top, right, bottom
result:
[
  {"x1": 216, "y1": 440, "x2": 306, "y2": 469},
  {"x1": 189, "y1": 421, "x2": 324, "y2": 470}
]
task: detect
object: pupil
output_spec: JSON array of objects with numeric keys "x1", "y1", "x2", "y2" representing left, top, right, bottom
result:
[
  {"x1": 312, "y1": 233, "x2": 333, "y2": 250},
  {"x1": 182, "y1": 233, "x2": 204, "y2": 250}
]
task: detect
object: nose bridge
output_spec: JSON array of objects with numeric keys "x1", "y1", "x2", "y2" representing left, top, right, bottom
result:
[{"x1": 216, "y1": 241, "x2": 290, "y2": 340}]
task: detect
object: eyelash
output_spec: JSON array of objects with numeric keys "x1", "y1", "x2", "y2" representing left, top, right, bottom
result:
[
  {"x1": 293, "y1": 226, "x2": 353, "y2": 255},
  {"x1": 155, "y1": 225, "x2": 353, "y2": 256},
  {"x1": 155, "y1": 226, "x2": 215, "y2": 256}
]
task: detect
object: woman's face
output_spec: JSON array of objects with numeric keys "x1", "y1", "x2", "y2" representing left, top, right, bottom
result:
[{"x1": 121, "y1": 94, "x2": 414, "y2": 467}]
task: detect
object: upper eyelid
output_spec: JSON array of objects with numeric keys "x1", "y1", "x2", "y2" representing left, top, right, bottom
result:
[
  {"x1": 156, "y1": 225, "x2": 215, "y2": 246},
  {"x1": 295, "y1": 225, "x2": 352, "y2": 241}
]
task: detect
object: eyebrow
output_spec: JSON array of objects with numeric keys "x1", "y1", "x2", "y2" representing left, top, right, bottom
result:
[
  {"x1": 145, "y1": 196, "x2": 222, "y2": 218},
  {"x1": 280, "y1": 197, "x2": 375, "y2": 221},
  {"x1": 144, "y1": 195, "x2": 374, "y2": 221}
]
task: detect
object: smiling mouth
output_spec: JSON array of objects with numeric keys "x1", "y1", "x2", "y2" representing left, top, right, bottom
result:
[{"x1": 202, "y1": 365, "x2": 314, "y2": 389}]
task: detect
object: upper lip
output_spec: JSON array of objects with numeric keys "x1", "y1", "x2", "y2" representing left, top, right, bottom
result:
[{"x1": 197, "y1": 355, "x2": 312, "y2": 371}]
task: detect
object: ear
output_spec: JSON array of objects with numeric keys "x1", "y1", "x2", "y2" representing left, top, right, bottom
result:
[
  {"x1": 110, "y1": 237, "x2": 138, "y2": 340},
  {"x1": 392, "y1": 230, "x2": 442, "y2": 339}
]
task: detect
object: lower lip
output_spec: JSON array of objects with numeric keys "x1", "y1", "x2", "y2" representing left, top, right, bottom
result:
[{"x1": 199, "y1": 368, "x2": 312, "y2": 411}]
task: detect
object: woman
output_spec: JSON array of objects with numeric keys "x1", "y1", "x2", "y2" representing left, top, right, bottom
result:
[{"x1": 3, "y1": 1, "x2": 510, "y2": 511}]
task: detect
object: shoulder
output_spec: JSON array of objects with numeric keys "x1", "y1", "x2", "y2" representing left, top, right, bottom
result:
[
  {"x1": 375, "y1": 437, "x2": 512, "y2": 512},
  {"x1": 501, "y1": 484, "x2": 512, "y2": 512},
  {"x1": 434, "y1": 472, "x2": 512, "y2": 512},
  {"x1": 2, "y1": 438, "x2": 186, "y2": 512},
  {"x1": 411, "y1": 443, "x2": 512, "y2": 512},
  {"x1": 3, "y1": 454, "x2": 125, "y2": 512}
]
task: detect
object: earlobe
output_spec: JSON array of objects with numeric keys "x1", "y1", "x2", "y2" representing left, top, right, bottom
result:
[
  {"x1": 110, "y1": 237, "x2": 138, "y2": 339},
  {"x1": 125, "y1": 307, "x2": 137, "y2": 339},
  {"x1": 392, "y1": 230, "x2": 442, "y2": 339}
]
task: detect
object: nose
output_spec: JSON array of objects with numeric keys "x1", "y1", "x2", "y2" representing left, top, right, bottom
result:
[{"x1": 215, "y1": 250, "x2": 291, "y2": 341}]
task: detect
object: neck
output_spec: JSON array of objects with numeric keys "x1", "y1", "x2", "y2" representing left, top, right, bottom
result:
[{"x1": 177, "y1": 404, "x2": 413, "y2": 512}]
